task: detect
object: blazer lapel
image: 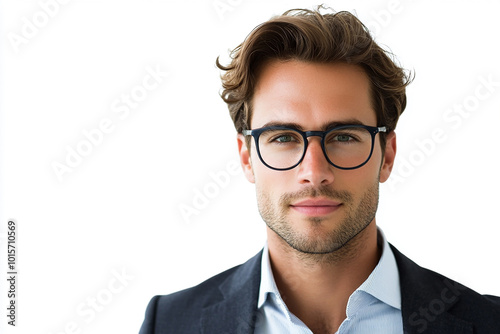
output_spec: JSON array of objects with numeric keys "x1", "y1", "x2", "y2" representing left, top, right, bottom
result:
[
  {"x1": 390, "y1": 244, "x2": 473, "y2": 334},
  {"x1": 201, "y1": 251, "x2": 262, "y2": 334}
]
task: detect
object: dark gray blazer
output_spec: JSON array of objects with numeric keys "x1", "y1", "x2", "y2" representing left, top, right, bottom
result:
[{"x1": 139, "y1": 244, "x2": 500, "y2": 333}]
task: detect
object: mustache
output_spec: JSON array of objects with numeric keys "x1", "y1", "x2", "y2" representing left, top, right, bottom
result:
[{"x1": 279, "y1": 186, "x2": 352, "y2": 205}]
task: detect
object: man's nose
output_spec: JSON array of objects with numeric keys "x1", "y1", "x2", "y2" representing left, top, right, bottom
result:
[{"x1": 296, "y1": 137, "x2": 335, "y2": 186}]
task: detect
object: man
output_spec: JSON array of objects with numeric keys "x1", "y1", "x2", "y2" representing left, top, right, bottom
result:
[{"x1": 139, "y1": 7, "x2": 500, "y2": 334}]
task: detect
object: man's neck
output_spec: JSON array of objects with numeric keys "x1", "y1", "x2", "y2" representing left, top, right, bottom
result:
[{"x1": 266, "y1": 221, "x2": 381, "y2": 333}]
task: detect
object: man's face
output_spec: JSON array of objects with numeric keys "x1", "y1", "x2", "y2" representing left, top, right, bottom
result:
[{"x1": 238, "y1": 60, "x2": 396, "y2": 255}]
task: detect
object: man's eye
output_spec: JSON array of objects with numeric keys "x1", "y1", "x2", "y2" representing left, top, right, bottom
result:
[
  {"x1": 275, "y1": 135, "x2": 295, "y2": 143},
  {"x1": 327, "y1": 131, "x2": 362, "y2": 144},
  {"x1": 335, "y1": 135, "x2": 352, "y2": 142}
]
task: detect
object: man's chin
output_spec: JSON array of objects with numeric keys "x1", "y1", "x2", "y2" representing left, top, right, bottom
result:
[
  {"x1": 276, "y1": 228, "x2": 347, "y2": 254},
  {"x1": 288, "y1": 242, "x2": 345, "y2": 255}
]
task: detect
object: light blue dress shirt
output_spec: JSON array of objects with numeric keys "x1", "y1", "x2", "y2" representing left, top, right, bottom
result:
[{"x1": 254, "y1": 228, "x2": 403, "y2": 333}]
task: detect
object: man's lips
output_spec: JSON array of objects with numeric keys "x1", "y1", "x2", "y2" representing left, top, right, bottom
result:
[{"x1": 289, "y1": 199, "x2": 342, "y2": 216}]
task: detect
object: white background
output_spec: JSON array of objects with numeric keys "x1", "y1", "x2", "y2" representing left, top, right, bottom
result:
[{"x1": 1, "y1": 0, "x2": 499, "y2": 333}]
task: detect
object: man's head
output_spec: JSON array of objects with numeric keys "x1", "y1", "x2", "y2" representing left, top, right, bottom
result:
[
  {"x1": 217, "y1": 7, "x2": 411, "y2": 259},
  {"x1": 217, "y1": 6, "x2": 411, "y2": 151}
]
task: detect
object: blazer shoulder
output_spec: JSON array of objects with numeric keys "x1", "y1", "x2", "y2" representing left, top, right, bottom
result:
[
  {"x1": 390, "y1": 244, "x2": 500, "y2": 333},
  {"x1": 391, "y1": 243, "x2": 500, "y2": 304},
  {"x1": 484, "y1": 294, "x2": 500, "y2": 305},
  {"x1": 158, "y1": 250, "x2": 262, "y2": 310},
  {"x1": 156, "y1": 262, "x2": 241, "y2": 310},
  {"x1": 139, "y1": 250, "x2": 263, "y2": 334}
]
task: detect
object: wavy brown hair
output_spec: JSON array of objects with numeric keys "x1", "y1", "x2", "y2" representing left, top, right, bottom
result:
[{"x1": 216, "y1": 6, "x2": 413, "y2": 150}]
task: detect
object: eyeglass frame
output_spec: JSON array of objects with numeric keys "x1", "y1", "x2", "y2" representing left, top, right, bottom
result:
[{"x1": 242, "y1": 124, "x2": 387, "y2": 171}]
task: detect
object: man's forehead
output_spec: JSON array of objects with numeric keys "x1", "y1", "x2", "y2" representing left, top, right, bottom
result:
[
  {"x1": 250, "y1": 105, "x2": 378, "y2": 129},
  {"x1": 250, "y1": 60, "x2": 376, "y2": 128},
  {"x1": 256, "y1": 118, "x2": 370, "y2": 131}
]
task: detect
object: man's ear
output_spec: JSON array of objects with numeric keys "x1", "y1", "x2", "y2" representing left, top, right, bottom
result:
[
  {"x1": 379, "y1": 131, "x2": 397, "y2": 183},
  {"x1": 237, "y1": 134, "x2": 255, "y2": 183}
]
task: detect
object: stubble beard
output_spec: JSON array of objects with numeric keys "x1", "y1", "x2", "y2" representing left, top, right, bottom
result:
[{"x1": 257, "y1": 181, "x2": 379, "y2": 264}]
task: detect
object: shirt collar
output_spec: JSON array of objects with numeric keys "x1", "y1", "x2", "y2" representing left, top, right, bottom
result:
[
  {"x1": 257, "y1": 241, "x2": 280, "y2": 309},
  {"x1": 355, "y1": 228, "x2": 401, "y2": 310},
  {"x1": 257, "y1": 227, "x2": 401, "y2": 310}
]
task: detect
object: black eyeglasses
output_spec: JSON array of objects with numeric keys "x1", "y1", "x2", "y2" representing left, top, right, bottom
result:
[{"x1": 242, "y1": 124, "x2": 386, "y2": 171}]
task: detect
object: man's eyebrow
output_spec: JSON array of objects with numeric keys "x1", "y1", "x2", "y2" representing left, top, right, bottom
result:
[
  {"x1": 324, "y1": 119, "x2": 365, "y2": 131},
  {"x1": 259, "y1": 119, "x2": 366, "y2": 131},
  {"x1": 260, "y1": 121, "x2": 305, "y2": 130}
]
